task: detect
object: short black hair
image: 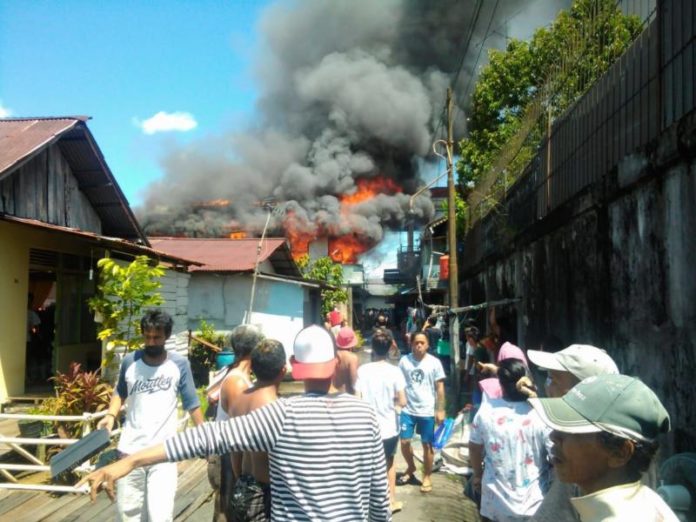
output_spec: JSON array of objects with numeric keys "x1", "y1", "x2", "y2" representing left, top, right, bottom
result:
[
  {"x1": 251, "y1": 339, "x2": 286, "y2": 382},
  {"x1": 598, "y1": 431, "x2": 659, "y2": 482},
  {"x1": 371, "y1": 329, "x2": 393, "y2": 357},
  {"x1": 465, "y1": 326, "x2": 480, "y2": 341},
  {"x1": 410, "y1": 331, "x2": 428, "y2": 345},
  {"x1": 498, "y1": 358, "x2": 529, "y2": 402},
  {"x1": 229, "y1": 325, "x2": 265, "y2": 359},
  {"x1": 141, "y1": 309, "x2": 173, "y2": 338}
]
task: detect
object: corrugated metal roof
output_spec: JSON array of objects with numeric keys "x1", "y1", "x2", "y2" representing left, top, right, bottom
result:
[
  {"x1": 0, "y1": 117, "x2": 147, "y2": 243},
  {"x1": 1, "y1": 215, "x2": 200, "y2": 267},
  {"x1": 0, "y1": 118, "x2": 80, "y2": 174},
  {"x1": 148, "y1": 237, "x2": 301, "y2": 276}
]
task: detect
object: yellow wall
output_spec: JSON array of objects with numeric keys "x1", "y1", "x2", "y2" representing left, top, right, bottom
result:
[
  {"x1": 0, "y1": 223, "x2": 31, "y2": 400},
  {"x1": 0, "y1": 222, "x2": 105, "y2": 402}
]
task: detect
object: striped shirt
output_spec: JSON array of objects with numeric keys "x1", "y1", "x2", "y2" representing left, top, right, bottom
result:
[{"x1": 165, "y1": 393, "x2": 391, "y2": 522}]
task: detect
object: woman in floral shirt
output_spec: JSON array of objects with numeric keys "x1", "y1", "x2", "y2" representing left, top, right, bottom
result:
[{"x1": 470, "y1": 359, "x2": 552, "y2": 521}]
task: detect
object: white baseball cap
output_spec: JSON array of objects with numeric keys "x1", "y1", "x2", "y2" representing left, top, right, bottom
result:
[
  {"x1": 290, "y1": 325, "x2": 337, "y2": 380},
  {"x1": 527, "y1": 344, "x2": 619, "y2": 381}
]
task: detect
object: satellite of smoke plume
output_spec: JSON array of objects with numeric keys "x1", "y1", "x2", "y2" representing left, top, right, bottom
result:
[{"x1": 137, "y1": 0, "x2": 568, "y2": 262}]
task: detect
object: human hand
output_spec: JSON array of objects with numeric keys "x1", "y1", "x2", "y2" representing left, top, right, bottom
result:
[
  {"x1": 77, "y1": 458, "x2": 134, "y2": 502},
  {"x1": 516, "y1": 376, "x2": 537, "y2": 398},
  {"x1": 96, "y1": 414, "x2": 115, "y2": 433},
  {"x1": 435, "y1": 409, "x2": 445, "y2": 425},
  {"x1": 477, "y1": 362, "x2": 498, "y2": 375}
]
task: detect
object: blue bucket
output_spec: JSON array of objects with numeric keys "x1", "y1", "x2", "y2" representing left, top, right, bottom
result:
[{"x1": 215, "y1": 351, "x2": 235, "y2": 370}]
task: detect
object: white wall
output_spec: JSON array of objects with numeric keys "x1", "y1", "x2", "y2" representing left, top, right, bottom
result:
[{"x1": 187, "y1": 273, "x2": 307, "y2": 359}]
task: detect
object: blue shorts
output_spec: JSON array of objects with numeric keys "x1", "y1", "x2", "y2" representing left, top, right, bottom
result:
[{"x1": 400, "y1": 411, "x2": 435, "y2": 445}]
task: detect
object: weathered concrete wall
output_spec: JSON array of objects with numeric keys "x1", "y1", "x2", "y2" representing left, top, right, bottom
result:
[{"x1": 460, "y1": 115, "x2": 696, "y2": 454}]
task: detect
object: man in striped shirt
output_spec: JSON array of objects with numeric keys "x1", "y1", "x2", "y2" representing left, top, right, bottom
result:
[{"x1": 81, "y1": 325, "x2": 392, "y2": 522}]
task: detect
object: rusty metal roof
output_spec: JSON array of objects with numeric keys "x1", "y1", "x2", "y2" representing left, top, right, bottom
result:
[
  {"x1": 1, "y1": 215, "x2": 201, "y2": 267},
  {"x1": 0, "y1": 117, "x2": 147, "y2": 243},
  {"x1": 148, "y1": 237, "x2": 301, "y2": 276}
]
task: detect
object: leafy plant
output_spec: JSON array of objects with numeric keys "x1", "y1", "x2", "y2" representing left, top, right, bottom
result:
[
  {"x1": 38, "y1": 362, "x2": 113, "y2": 440},
  {"x1": 88, "y1": 255, "x2": 165, "y2": 367},
  {"x1": 189, "y1": 319, "x2": 226, "y2": 386},
  {"x1": 296, "y1": 255, "x2": 348, "y2": 315}
]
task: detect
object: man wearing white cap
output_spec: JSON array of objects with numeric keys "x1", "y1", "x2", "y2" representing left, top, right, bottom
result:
[
  {"x1": 527, "y1": 344, "x2": 619, "y2": 522},
  {"x1": 80, "y1": 325, "x2": 392, "y2": 522}
]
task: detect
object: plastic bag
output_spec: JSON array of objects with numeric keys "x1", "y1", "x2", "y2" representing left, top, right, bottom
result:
[{"x1": 433, "y1": 417, "x2": 455, "y2": 450}]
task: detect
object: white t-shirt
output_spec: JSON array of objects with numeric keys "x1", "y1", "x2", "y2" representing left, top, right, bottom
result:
[
  {"x1": 399, "y1": 353, "x2": 446, "y2": 417},
  {"x1": 470, "y1": 398, "x2": 552, "y2": 521},
  {"x1": 116, "y1": 351, "x2": 200, "y2": 454},
  {"x1": 355, "y1": 361, "x2": 406, "y2": 439}
]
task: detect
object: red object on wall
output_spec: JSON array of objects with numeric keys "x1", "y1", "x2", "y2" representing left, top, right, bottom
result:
[{"x1": 439, "y1": 255, "x2": 449, "y2": 280}]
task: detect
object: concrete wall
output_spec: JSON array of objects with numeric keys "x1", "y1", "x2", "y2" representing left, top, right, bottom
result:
[
  {"x1": 187, "y1": 273, "x2": 307, "y2": 358},
  {"x1": 459, "y1": 115, "x2": 696, "y2": 454}
]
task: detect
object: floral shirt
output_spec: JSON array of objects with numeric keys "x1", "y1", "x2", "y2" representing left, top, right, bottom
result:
[{"x1": 470, "y1": 397, "x2": 552, "y2": 521}]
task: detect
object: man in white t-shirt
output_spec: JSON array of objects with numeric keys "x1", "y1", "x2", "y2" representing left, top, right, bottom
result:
[
  {"x1": 356, "y1": 328, "x2": 406, "y2": 513},
  {"x1": 397, "y1": 331, "x2": 446, "y2": 493},
  {"x1": 98, "y1": 310, "x2": 204, "y2": 522}
]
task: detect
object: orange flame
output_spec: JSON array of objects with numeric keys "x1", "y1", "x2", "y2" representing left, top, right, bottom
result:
[
  {"x1": 327, "y1": 177, "x2": 401, "y2": 263},
  {"x1": 328, "y1": 235, "x2": 370, "y2": 264},
  {"x1": 229, "y1": 231, "x2": 247, "y2": 239},
  {"x1": 282, "y1": 176, "x2": 402, "y2": 264},
  {"x1": 341, "y1": 177, "x2": 401, "y2": 205},
  {"x1": 284, "y1": 210, "x2": 314, "y2": 261},
  {"x1": 196, "y1": 199, "x2": 231, "y2": 208}
]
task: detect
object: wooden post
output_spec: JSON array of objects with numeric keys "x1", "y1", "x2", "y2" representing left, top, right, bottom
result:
[{"x1": 446, "y1": 88, "x2": 461, "y2": 405}]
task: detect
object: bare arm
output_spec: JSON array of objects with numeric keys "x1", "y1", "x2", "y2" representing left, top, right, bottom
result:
[
  {"x1": 79, "y1": 443, "x2": 167, "y2": 501},
  {"x1": 469, "y1": 442, "x2": 484, "y2": 491},
  {"x1": 97, "y1": 394, "x2": 122, "y2": 433},
  {"x1": 395, "y1": 389, "x2": 407, "y2": 409},
  {"x1": 435, "y1": 379, "x2": 445, "y2": 424},
  {"x1": 347, "y1": 355, "x2": 359, "y2": 395},
  {"x1": 189, "y1": 406, "x2": 204, "y2": 426}
]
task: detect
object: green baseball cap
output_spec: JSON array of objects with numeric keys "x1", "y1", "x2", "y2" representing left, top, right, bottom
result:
[{"x1": 529, "y1": 374, "x2": 670, "y2": 442}]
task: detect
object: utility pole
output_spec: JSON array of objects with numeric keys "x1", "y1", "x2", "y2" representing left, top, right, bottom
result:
[{"x1": 445, "y1": 88, "x2": 461, "y2": 402}]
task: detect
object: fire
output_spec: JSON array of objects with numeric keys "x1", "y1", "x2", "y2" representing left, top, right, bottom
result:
[
  {"x1": 283, "y1": 210, "x2": 314, "y2": 261},
  {"x1": 326, "y1": 177, "x2": 400, "y2": 263},
  {"x1": 229, "y1": 231, "x2": 247, "y2": 239},
  {"x1": 329, "y1": 235, "x2": 371, "y2": 264},
  {"x1": 282, "y1": 176, "x2": 402, "y2": 264},
  {"x1": 195, "y1": 199, "x2": 231, "y2": 208},
  {"x1": 341, "y1": 177, "x2": 401, "y2": 205}
]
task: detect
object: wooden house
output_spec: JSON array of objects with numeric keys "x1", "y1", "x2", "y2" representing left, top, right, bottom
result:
[{"x1": 0, "y1": 117, "x2": 194, "y2": 401}]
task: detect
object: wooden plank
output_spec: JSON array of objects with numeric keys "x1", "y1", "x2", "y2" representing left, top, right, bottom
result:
[
  {"x1": 0, "y1": 491, "x2": 40, "y2": 520},
  {"x1": 0, "y1": 490, "x2": 40, "y2": 517}
]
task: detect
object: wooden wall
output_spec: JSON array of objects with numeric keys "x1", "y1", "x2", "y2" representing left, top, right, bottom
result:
[{"x1": 0, "y1": 144, "x2": 102, "y2": 234}]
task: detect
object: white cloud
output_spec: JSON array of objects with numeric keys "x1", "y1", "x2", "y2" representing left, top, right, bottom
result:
[
  {"x1": 0, "y1": 101, "x2": 12, "y2": 118},
  {"x1": 136, "y1": 111, "x2": 197, "y2": 135}
]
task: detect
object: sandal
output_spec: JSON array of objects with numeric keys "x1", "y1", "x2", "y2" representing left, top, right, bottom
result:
[
  {"x1": 420, "y1": 482, "x2": 433, "y2": 493},
  {"x1": 390, "y1": 501, "x2": 403, "y2": 513},
  {"x1": 396, "y1": 473, "x2": 420, "y2": 486}
]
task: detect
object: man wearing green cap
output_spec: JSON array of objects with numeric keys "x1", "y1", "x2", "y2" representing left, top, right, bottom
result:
[{"x1": 530, "y1": 374, "x2": 678, "y2": 521}]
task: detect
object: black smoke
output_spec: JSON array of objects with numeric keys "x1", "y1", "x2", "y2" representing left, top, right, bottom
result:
[{"x1": 138, "y1": 0, "x2": 569, "y2": 252}]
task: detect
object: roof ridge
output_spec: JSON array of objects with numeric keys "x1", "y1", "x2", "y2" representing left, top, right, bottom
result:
[{"x1": 0, "y1": 115, "x2": 91, "y2": 122}]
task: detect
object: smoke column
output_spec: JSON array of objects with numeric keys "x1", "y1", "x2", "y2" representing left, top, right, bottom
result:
[{"x1": 138, "y1": 0, "x2": 569, "y2": 258}]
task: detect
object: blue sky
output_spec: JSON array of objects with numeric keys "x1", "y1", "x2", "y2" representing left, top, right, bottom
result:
[{"x1": 0, "y1": 0, "x2": 271, "y2": 206}]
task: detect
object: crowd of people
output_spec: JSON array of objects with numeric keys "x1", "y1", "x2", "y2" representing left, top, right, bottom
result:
[{"x1": 83, "y1": 308, "x2": 678, "y2": 522}]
